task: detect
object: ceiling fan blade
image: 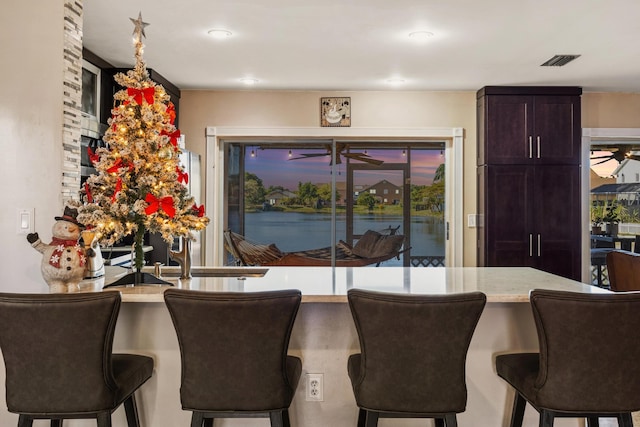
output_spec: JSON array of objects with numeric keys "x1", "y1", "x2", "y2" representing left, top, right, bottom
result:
[
  {"x1": 343, "y1": 153, "x2": 384, "y2": 165},
  {"x1": 359, "y1": 157, "x2": 385, "y2": 166},
  {"x1": 288, "y1": 153, "x2": 329, "y2": 161},
  {"x1": 590, "y1": 155, "x2": 615, "y2": 160},
  {"x1": 592, "y1": 157, "x2": 614, "y2": 166}
]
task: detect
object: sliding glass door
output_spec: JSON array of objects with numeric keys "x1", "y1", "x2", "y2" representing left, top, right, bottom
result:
[{"x1": 223, "y1": 140, "x2": 446, "y2": 267}]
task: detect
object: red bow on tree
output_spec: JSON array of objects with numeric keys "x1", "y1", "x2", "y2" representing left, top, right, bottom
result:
[
  {"x1": 111, "y1": 178, "x2": 122, "y2": 203},
  {"x1": 127, "y1": 87, "x2": 155, "y2": 105},
  {"x1": 191, "y1": 204, "x2": 205, "y2": 217},
  {"x1": 87, "y1": 147, "x2": 99, "y2": 165},
  {"x1": 145, "y1": 193, "x2": 176, "y2": 218},
  {"x1": 167, "y1": 102, "x2": 176, "y2": 125},
  {"x1": 84, "y1": 182, "x2": 93, "y2": 203},
  {"x1": 161, "y1": 129, "x2": 181, "y2": 149},
  {"x1": 176, "y1": 167, "x2": 189, "y2": 184},
  {"x1": 107, "y1": 158, "x2": 133, "y2": 174}
]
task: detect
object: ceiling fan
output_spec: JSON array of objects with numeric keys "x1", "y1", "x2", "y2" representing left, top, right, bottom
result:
[
  {"x1": 288, "y1": 143, "x2": 384, "y2": 166},
  {"x1": 590, "y1": 144, "x2": 640, "y2": 165}
]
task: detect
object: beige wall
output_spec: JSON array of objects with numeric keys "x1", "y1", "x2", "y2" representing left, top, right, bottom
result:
[
  {"x1": 179, "y1": 90, "x2": 479, "y2": 264},
  {"x1": 0, "y1": 0, "x2": 64, "y2": 292},
  {"x1": 583, "y1": 92, "x2": 640, "y2": 128}
]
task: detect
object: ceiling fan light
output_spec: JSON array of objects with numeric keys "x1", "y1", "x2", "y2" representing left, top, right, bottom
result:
[
  {"x1": 408, "y1": 31, "x2": 434, "y2": 40},
  {"x1": 207, "y1": 29, "x2": 232, "y2": 39}
]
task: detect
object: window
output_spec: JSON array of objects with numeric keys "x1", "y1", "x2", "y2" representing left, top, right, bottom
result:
[{"x1": 370, "y1": 189, "x2": 376, "y2": 194}]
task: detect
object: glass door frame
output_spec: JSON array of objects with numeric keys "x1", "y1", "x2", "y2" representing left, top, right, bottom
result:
[
  {"x1": 347, "y1": 161, "x2": 411, "y2": 266},
  {"x1": 205, "y1": 126, "x2": 464, "y2": 267}
]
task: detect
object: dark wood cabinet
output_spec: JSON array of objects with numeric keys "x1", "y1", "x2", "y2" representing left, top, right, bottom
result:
[
  {"x1": 477, "y1": 86, "x2": 582, "y2": 280},
  {"x1": 478, "y1": 165, "x2": 581, "y2": 280},
  {"x1": 477, "y1": 87, "x2": 581, "y2": 166}
]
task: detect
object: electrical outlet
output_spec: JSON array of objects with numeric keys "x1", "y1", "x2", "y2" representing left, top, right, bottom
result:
[{"x1": 305, "y1": 373, "x2": 324, "y2": 401}]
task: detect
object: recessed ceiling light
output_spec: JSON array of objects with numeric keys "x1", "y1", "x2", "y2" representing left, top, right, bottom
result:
[
  {"x1": 207, "y1": 29, "x2": 232, "y2": 39},
  {"x1": 240, "y1": 78, "x2": 258, "y2": 85},
  {"x1": 386, "y1": 78, "x2": 405, "y2": 86},
  {"x1": 408, "y1": 31, "x2": 434, "y2": 40}
]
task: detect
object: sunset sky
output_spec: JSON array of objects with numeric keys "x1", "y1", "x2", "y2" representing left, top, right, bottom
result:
[
  {"x1": 245, "y1": 148, "x2": 444, "y2": 190},
  {"x1": 590, "y1": 151, "x2": 618, "y2": 178}
]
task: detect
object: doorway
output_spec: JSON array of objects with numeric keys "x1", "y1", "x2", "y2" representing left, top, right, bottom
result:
[{"x1": 347, "y1": 163, "x2": 410, "y2": 266}]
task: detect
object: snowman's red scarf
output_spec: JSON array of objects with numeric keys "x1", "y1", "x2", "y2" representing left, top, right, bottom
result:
[{"x1": 48, "y1": 237, "x2": 85, "y2": 268}]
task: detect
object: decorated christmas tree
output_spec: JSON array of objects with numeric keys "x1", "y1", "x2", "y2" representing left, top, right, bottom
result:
[{"x1": 78, "y1": 13, "x2": 209, "y2": 274}]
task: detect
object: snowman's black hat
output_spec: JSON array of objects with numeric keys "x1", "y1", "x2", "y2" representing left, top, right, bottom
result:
[{"x1": 55, "y1": 206, "x2": 83, "y2": 227}]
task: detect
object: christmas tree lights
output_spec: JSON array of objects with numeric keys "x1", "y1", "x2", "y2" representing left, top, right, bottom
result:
[{"x1": 78, "y1": 13, "x2": 209, "y2": 274}]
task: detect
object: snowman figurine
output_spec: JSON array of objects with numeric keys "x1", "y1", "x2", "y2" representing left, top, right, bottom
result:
[{"x1": 27, "y1": 207, "x2": 87, "y2": 292}]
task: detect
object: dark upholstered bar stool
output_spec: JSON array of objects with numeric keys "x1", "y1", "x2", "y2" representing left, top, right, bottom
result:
[
  {"x1": 606, "y1": 250, "x2": 640, "y2": 291},
  {"x1": 0, "y1": 292, "x2": 154, "y2": 427},
  {"x1": 164, "y1": 289, "x2": 302, "y2": 427},
  {"x1": 496, "y1": 289, "x2": 640, "y2": 427},
  {"x1": 346, "y1": 289, "x2": 486, "y2": 427}
]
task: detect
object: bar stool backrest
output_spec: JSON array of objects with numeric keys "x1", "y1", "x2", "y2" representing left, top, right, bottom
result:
[
  {"x1": 164, "y1": 288, "x2": 302, "y2": 412},
  {"x1": 606, "y1": 250, "x2": 640, "y2": 291},
  {"x1": 0, "y1": 292, "x2": 121, "y2": 414},
  {"x1": 530, "y1": 289, "x2": 640, "y2": 412},
  {"x1": 347, "y1": 289, "x2": 486, "y2": 414}
]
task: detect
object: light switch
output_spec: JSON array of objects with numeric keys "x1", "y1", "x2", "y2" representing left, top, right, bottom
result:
[
  {"x1": 467, "y1": 214, "x2": 477, "y2": 228},
  {"x1": 17, "y1": 208, "x2": 34, "y2": 235}
]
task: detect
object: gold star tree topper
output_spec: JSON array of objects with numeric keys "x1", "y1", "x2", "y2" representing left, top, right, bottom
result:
[{"x1": 130, "y1": 12, "x2": 149, "y2": 42}]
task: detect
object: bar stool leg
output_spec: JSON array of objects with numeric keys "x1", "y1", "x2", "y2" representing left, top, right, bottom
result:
[
  {"x1": 539, "y1": 410, "x2": 554, "y2": 427},
  {"x1": 443, "y1": 414, "x2": 458, "y2": 427},
  {"x1": 96, "y1": 412, "x2": 112, "y2": 427},
  {"x1": 617, "y1": 413, "x2": 633, "y2": 427},
  {"x1": 509, "y1": 392, "x2": 527, "y2": 427},
  {"x1": 269, "y1": 411, "x2": 284, "y2": 427},
  {"x1": 364, "y1": 411, "x2": 379, "y2": 427},
  {"x1": 190, "y1": 412, "x2": 204, "y2": 427},
  {"x1": 18, "y1": 415, "x2": 33, "y2": 427},
  {"x1": 124, "y1": 394, "x2": 140, "y2": 427}
]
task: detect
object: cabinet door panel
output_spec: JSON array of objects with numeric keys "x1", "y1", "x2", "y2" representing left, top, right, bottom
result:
[
  {"x1": 534, "y1": 96, "x2": 581, "y2": 165},
  {"x1": 485, "y1": 166, "x2": 535, "y2": 267},
  {"x1": 485, "y1": 96, "x2": 532, "y2": 164},
  {"x1": 533, "y1": 166, "x2": 581, "y2": 280}
]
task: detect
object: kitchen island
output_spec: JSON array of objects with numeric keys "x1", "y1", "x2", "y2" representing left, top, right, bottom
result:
[{"x1": 0, "y1": 267, "x2": 607, "y2": 427}]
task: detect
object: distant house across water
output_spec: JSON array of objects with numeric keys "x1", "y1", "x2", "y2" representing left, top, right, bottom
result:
[
  {"x1": 265, "y1": 189, "x2": 297, "y2": 206},
  {"x1": 360, "y1": 180, "x2": 402, "y2": 205}
]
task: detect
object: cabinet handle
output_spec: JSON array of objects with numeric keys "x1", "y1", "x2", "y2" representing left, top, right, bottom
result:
[
  {"x1": 537, "y1": 234, "x2": 541, "y2": 257},
  {"x1": 529, "y1": 234, "x2": 533, "y2": 257},
  {"x1": 529, "y1": 136, "x2": 533, "y2": 159},
  {"x1": 537, "y1": 136, "x2": 541, "y2": 159}
]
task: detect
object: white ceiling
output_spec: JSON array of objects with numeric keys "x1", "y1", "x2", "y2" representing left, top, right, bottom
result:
[{"x1": 83, "y1": 0, "x2": 640, "y2": 92}]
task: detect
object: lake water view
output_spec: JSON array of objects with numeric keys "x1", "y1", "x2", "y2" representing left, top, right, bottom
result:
[{"x1": 244, "y1": 211, "x2": 445, "y2": 266}]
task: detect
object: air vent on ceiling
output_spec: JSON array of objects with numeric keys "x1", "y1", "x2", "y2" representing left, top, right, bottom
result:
[{"x1": 540, "y1": 55, "x2": 581, "y2": 67}]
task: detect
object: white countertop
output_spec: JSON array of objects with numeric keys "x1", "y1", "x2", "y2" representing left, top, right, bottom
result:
[{"x1": 80, "y1": 266, "x2": 607, "y2": 303}]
